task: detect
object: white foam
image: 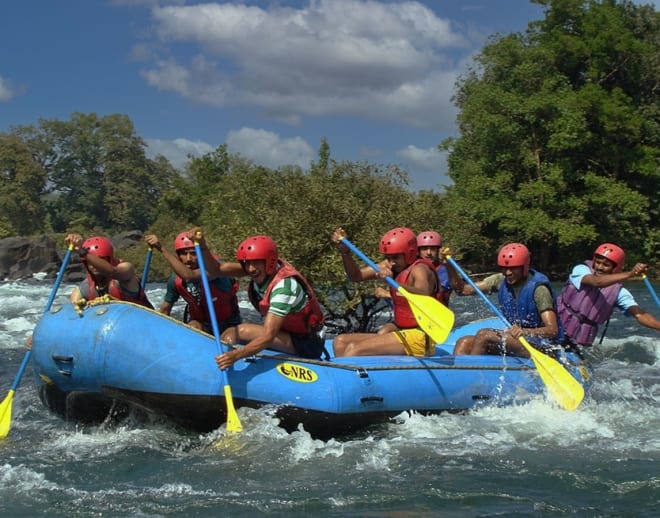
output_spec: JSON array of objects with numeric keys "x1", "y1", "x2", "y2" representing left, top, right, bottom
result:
[{"x1": 0, "y1": 463, "x2": 58, "y2": 492}]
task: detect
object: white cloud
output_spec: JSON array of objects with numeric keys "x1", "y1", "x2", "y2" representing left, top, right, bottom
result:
[
  {"x1": 226, "y1": 127, "x2": 315, "y2": 169},
  {"x1": 140, "y1": 0, "x2": 467, "y2": 131},
  {"x1": 0, "y1": 76, "x2": 16, "y2": 102},
  {"x1": 145, "y1": 137, "x2": 214, "y2": 169},
  {"x1": 145, "y1": 129, "x2": 315, "y2": 172},
  {"x1": 396, "y1": 144, "x2": 451, "y2": 189},
  {"x1": 397, "y1": 144, "x2": 445, "y2": 171}
]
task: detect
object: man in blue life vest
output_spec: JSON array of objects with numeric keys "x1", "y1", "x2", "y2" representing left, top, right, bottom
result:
[
  {"x1": 67, "y1": 233, "x2": 153, "y2": 309},
  {"x1": 453, "y1": 242, "x2": 562, "y2": 357},
  {"x1": 558, "y1": 243, "x2": 660, "y2": 349},
  {"x1": 144, "y1": 232, "x2": 241, "y2": 336}
]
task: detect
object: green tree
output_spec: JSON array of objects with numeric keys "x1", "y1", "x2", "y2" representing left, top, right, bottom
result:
[
  {"x1": 0, "y1": 133, "x2": 47, "y2": 236},
  {"x1": 442, "y1": 0, "x2": 659, "y2": 272},
  {"x1": 101, "y1": 115, "x2": 177, "y2": 230},
  {"x1": 13, "y1": 113, "x2": 176, "y2": 233}
]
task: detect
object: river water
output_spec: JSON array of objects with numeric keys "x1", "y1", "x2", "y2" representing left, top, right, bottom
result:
[{"x1": 1, "y1": 279, "x2": 658, "y2": 517}]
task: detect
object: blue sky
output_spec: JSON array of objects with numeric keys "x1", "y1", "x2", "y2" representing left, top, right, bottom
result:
[{"x1": 1, "y1": 0, "x2": 657, "y2": 192}]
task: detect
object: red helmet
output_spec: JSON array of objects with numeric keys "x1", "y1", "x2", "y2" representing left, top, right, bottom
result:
[
  {"x1": 417, "y1": 231, "x2": 442, "y2": 248},
  {"x1": 593, "y1": 243, "x2": 625, "y2": 273},
  {"x1": 236, "y1": 235, "x2": 279, "y2": 275},
  {"x1": 380, "y1": 227, "x2": 417, "y2": 265},
  {"x1": 82, "y1": 236, "x2": 115, "y2": 262},
  {"x1": 82, "y1": 236, "x2": 119, "y2": 266},
  {"x1": 498, "y1": 242, "x2": 530, "y2": 276},
  {"x1": 174, "y1": 232, "x2": 195, "y2": 252}
]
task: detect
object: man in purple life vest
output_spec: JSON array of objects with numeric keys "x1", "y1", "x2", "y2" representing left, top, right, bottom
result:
[{"x1": 558, "y1": 243, "x2": 660, "y2": 350}]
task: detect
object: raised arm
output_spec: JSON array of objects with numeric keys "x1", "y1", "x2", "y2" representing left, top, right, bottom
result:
[
  {"x1": 331, "y1": 227, "x2": 379, "y2": 282},
  {"x1": 441, "y1": 248, "x2": 465, "y2": 293},
  {"x1": 68, "y1": 233, "x2": 137, "y2": 286},
  {"x1": 581, "y1": 262, "x2": 648, "y2": 288},
  {"x1": 145, "y1": 234, "x2": 196, "y2": 281}
]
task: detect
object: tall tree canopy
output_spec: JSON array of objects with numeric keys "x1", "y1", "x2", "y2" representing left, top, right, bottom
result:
[
  {"x1": 11, "y1": 113, "x2": 177, "y2": 233},
  {"x1": 442, "y1": 0, "x2": 659, "y2": 272},
  {"x1": 0, "y1": 133, "x2": 47, "y2": 237}
]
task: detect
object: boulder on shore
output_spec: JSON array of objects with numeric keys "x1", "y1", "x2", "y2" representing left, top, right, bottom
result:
[{"x1": 0, "y1": 232, "x2": 144, "y2": 282}]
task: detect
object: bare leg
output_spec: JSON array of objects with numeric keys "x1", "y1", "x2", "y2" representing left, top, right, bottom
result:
[
  {"x1": 333, "y1": 332, "x2": 372, "y2": 357},
  {"x1": 220, "y1": 326, "x2": 238, "y2": 345},
  {"x1": 495, "y1": 337, "x2": 530, "y2": 358},
  {"x1": 221, "y1": 322, "x2": 297, "y2": 354},
  {"x1": 453, "y1": 336, "x2": 474, "y2": 355},
  {"x1": 377, "y1": 322, "x2": 398, "y2": 335},
  {"x1": 334, "y1": 332, "x2": 406, "y2": 357},
  {"x1": 471, "y1": 329, "x2": 503, "y2": 355},
  {"x1": 188, "y1": 319, "x2": 204, "y2": 331}
]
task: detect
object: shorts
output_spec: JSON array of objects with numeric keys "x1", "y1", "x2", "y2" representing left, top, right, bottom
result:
[
  {"x1": 393, "y1": 328, "x2": 433, "y2": 357},
  {"x1": 290, "y1": 331, "x2": 324, "y2": 359}
]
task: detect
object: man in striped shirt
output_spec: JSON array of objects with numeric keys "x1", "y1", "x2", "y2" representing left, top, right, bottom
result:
[{"x1": 191, "y1": 232, "x2": 325, "y2": 370}]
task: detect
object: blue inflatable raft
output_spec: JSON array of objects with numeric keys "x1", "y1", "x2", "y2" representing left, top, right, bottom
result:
[{"x1": 31, "y1": 301, "x2": 592, "y2": 439}]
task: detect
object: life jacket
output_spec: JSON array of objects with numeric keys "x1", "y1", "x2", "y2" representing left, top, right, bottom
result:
[
  {"x1": 247, "y1": 260, "x2": 324, "y2": 335},
  {"x1": 498, "y1": 269, "x2": 563, "y2": 346},
  {"x1": 390, "y1": 258, "x2": 439, "y2": 329},
  {"x1": 83, "y1": 270, "x2": 153, "y2": 309},
  {"x1": 174, "y1": 275, "x2": 240, "y2": 324},
  {"x1": 557, "y1": 260, "x2": 621, "y2": 347},
  {"x1": 435, "y1": 264, "x2": 451, "y2": 306}
]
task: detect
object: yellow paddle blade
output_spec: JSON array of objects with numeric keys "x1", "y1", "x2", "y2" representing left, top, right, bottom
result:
[
  {"x1": 397, "y1": 286, "x2": 455, "y2": 344},
  {"x1": 223, "y1": 385, "x2": 242, "y2": 433},
  {"x1": 0, "y1": 390, "x2": 15, "y2": 438},
  {"x1": 519, "y1": 337, "x2": 584, "y2": 410}
]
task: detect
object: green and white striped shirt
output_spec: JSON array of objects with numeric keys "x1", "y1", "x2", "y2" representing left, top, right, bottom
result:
[{"x1": 253, "y1": 276, "x2": 308, "y2": 317}]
